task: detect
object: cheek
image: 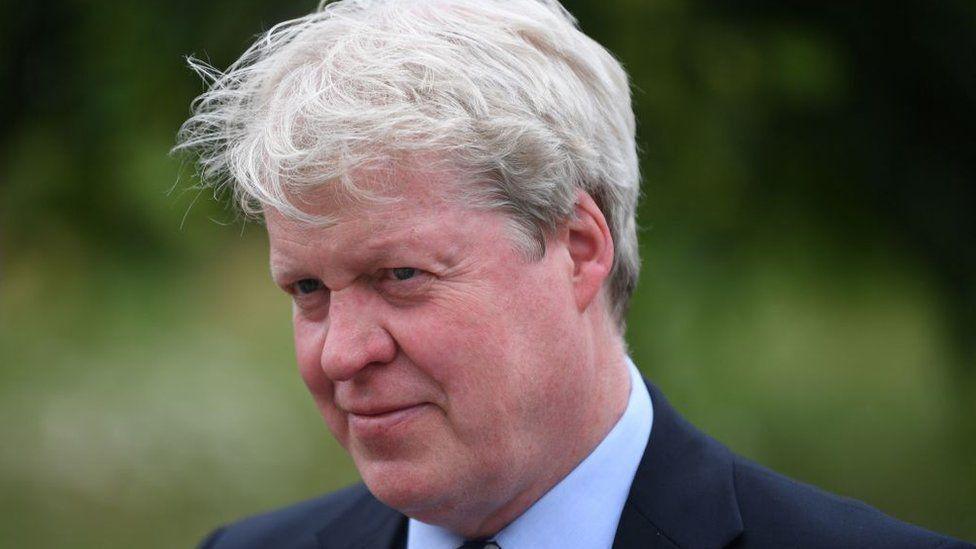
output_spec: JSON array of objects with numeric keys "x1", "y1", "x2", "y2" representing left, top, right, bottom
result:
[
  {"x1": 391, "y1": 297, "x2": 521, "y2": 430},
  {"x1": 292, "y1": 316, "x2": 347, "y2": 431},
  {"x1": 293, "y1": 316, "x2": 326, "y2": 386}
]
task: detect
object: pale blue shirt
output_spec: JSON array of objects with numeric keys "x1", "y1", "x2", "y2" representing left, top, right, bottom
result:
[{"x1": 407, "y1": 358, "x2": 653, "y2": 549}]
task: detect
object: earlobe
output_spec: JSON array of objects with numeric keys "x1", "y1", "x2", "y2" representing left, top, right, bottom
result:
[{"x1": 566, "y1": 190, "x2": 614, "y2": 313}]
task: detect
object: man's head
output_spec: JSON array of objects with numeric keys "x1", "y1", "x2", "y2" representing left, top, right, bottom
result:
[
  {"x1": 178, "y1": 0, "x2": 640, "y2": 327},
  {"x1": 176, "y1": 0, "x2": 641, "y2": 537}
]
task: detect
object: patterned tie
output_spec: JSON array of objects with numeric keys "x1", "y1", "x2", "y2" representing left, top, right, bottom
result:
[{"x1": 456, "y1": 541, "x2": 501, "y2": 549}]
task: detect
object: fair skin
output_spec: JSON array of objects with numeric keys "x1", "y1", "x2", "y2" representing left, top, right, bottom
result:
[{"x1": 266, "y1": 164, "x2": 631, "y2": 538}]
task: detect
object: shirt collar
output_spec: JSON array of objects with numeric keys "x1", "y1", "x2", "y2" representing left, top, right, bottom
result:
[{"x1": 407, "y1": 357, "x2": 653, "y2": 549}]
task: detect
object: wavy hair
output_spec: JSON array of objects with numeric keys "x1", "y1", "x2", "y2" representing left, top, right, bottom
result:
[{"x1": 175, "y1": 0, "x2": 641, "y2": 326}]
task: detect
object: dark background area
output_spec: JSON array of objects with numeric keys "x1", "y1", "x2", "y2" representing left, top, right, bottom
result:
[{"x1": 1, "y1": 1, "x2": 973, "y2": 546}]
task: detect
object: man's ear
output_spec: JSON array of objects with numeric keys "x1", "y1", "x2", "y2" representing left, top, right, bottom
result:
[{"x1": 564, "y1": 190, "x2": 614, "y2": 313}]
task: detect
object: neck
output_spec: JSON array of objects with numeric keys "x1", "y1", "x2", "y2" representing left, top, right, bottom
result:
[{"x1": 450, "y1": 315, "x2": 631, "y2": 538}]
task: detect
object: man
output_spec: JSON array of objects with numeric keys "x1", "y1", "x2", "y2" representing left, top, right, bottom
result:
[{"x1": 176, "y1": 1, "x2": 972, "y2": 547}]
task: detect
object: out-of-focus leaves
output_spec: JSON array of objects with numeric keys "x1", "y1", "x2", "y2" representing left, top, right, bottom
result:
[{"x1": 1, "y1": 1, "x2": 973, "y2": 546}]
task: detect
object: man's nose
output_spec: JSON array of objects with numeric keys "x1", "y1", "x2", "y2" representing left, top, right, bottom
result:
[{"x1": 318, "y1": 288, "x2": 397, "y2": 381}]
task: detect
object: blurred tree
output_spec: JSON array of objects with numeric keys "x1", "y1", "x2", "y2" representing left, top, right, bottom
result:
[
  {"x1": 699, "y1": 0, "x2": 976, "y2": 373},
  {"x1": 1, "y1": 1, "x2": 974, "y2": 545}
]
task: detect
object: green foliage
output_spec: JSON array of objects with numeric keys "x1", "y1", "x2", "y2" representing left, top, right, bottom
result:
[{"x1": 2, "y1": 1, "x2": 973, "y2": 546}]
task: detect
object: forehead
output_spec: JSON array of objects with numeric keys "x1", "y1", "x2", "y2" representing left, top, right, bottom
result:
[
  {"x1": 267, "y1": 160, "x2": 468, "y2": 232},
  {"x1": 264, "y1": 162, "x2": 492, "y2": 272},
  {"x1": 297, "y1": 157, "x2": 464, "y2": 211}
]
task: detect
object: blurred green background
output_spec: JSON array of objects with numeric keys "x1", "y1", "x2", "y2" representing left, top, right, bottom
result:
[{"x1": 2, "y1": 0, "x2": 974, "y2": 546}]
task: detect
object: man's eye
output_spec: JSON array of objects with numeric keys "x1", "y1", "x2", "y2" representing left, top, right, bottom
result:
[
  {"x1": 294, "y1": 279, "x2": 323, "y2": 295},
  {"x1": 391, "y1": 268, "x2": 417, "y2": 281}
]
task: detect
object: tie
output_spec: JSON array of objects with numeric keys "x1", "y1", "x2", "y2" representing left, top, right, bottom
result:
[{"x1": 456, "y1": 541, "x2": 501, "y2": 549}]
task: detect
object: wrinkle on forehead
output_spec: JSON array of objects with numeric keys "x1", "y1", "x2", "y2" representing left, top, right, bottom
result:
[
  {"x1": 267, "y1": 153, "x2": 470, "y2": 225},
  {"x1": 265, "y1": 164, "x2": 480, "y2": 284}
]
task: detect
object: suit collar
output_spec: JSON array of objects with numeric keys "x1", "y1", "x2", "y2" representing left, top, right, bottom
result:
[
  {"x1": 315, "y1": 487, "x2": 405, "y2": 549},
  {"x1": 613, "y1": 379, "x2": 743, "y2": 549}
]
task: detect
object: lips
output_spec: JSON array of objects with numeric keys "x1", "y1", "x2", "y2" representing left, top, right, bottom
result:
[
  {"x1": 346, "y1": 403, "x2": 423, "y2": 416},
  {"x1": 346, "y1": 403, "x2": 431, "y2": 438}
]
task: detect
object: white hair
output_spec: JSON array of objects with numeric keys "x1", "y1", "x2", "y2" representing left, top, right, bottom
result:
[{"x1": 175, "y1": 0, "x2": 641, "y2": 326}]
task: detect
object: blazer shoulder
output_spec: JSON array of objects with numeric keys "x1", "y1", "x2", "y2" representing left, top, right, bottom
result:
[
  {"x1": 199, "y1": 483, "x2": 373, "y2": 549},
  {"x1": 730, "y1": 457, "x2": 972, "y2": 548}
]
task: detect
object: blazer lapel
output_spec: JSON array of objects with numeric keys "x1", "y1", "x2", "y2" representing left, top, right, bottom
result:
[
  {"x1": 315, "y1": 487, "x2": 407, "y2": 549},
  {"x1": 613, "y1": 379, "x2": 744, "y2": 549}
]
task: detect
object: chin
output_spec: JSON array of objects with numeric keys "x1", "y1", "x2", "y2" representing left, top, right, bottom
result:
[{"x1": 358, "y1": 457, "x2": 456, "y2": 518}]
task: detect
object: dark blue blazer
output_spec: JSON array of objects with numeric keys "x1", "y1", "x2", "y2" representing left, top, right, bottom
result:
[{"x1": 200, "y1": 380, "x2": 973, "y2": 548}]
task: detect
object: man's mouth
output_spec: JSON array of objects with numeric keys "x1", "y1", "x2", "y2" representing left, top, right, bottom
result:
[{"x1": 346, "y1": 403, "x2": 431, "y2": 437}]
